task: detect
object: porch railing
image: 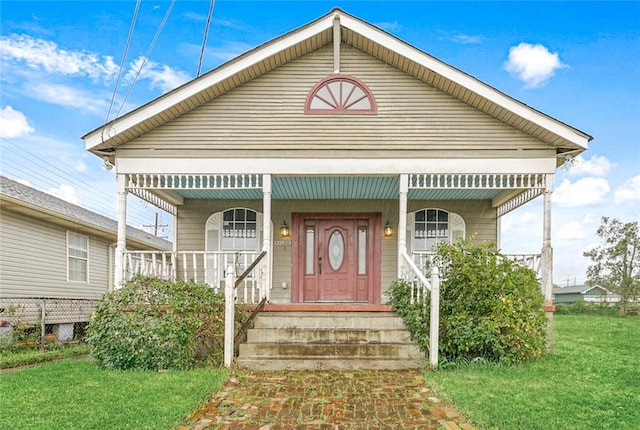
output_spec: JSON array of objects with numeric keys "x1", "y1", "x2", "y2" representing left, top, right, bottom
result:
[
  {"x1": 400, "y1": 252, "x2": 440, "y2": 368},
  {"x1": 123, "y1": 250, "x2": 269, "y2": 303},
  {"x1": 412, "y1": 251, "x2": 542, "y2": 279}
]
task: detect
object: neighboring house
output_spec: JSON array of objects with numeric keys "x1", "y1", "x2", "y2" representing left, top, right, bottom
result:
[
  {"x1": 82, "y1": 9, "x2": 591, "y2": 313},
  {"x1": 554, "y1": 285, "x2": 616, "y2": 304},
  {"x1": 0, "y1": 176, "x2": 171, "y2": 339}
]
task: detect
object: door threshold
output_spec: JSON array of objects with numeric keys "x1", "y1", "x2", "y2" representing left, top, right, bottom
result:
[{"x1": 263, "y1": 304, "x2": 393, "y2": 312}]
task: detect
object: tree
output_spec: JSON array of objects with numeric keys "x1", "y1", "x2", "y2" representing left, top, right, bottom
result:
[{"x1": 584, "y1": 217, "x2": 640, "y2": 316}]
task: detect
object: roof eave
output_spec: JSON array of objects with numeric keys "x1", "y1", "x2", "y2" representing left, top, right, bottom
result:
[
  {"x1": 84, "y1": 11, "x2": 338, "y2": 152},
  {"x1": 84, "y1": 8, "x2": 592, "y2": 153}
]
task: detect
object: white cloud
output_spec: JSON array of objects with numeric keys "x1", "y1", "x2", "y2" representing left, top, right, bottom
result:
[
  {"x1": 556, "y1": 220, "x2": 587, "y2": 241},
  {"x1": 201, "y1": 41, "x2": 255, "y2": 63},
  {"x1": 451, "y1": 34, "x2": 482, "y2": 44},
  {"x1": 613, "y1": 175, "x2": 640, "y2": 206},
  {"x1": 501, "y1": 211, "x2": 539, "y2": 234},
  {"x1": 47, "y1": 183, "x2": 80, "y2": 205},
  {"x1": 16, "y1": 178, "x2": 33, "y2": 187},
  {"x1": 0, "y1": 34, "x2": 118, "y2": 82},
  {"x1": 505, "y1": 42, "x2": 567, "y2": 88},
  {"x1": 374, "y1": 21, "x2": 402, "y2": 32},
  {"x1": 553, "y1": 178, "x2": 610, "y2": 207},
  {"x1": 567, "y1": 155, "x2": 613, "y2": 177},
  {"x1": 125, "y1": 56, "x2": 191, "y2": 93},
  {"x1": 28, "y1": 83, "x2": 108, "y2": 112},
  {"x1": 0, "y1": 105, "x2": 34, "y2": 137}
]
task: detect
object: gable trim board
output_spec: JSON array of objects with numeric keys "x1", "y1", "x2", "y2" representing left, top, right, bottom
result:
[{"x1": 83, "y1": 8, "x2": 591, "y2": 157}]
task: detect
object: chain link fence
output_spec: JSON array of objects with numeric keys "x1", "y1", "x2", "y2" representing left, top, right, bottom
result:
[{"x1": 0, "y1": 297, "x2": 100, "y2": 350}]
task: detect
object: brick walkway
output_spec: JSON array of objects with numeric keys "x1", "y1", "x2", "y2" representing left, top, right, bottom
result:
[{"x1": 178, "y1": 369, "x2": 475, "y2": 430}]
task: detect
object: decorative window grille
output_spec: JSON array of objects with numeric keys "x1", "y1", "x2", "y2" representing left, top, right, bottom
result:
[{"x1": 305, "y1": 75, "x2": 377, "y2": 114}]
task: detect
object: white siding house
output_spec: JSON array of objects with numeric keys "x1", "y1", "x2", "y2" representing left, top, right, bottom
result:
[{"x1": 0, "y1": 176, "x2": 171, "y2": 336}]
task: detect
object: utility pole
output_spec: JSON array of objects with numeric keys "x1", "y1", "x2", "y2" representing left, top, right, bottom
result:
[{"x1": 143, "y1": 212, "x2": 168, "y2": 237}]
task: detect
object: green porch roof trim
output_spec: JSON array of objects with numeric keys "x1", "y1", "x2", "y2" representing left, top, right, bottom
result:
[
  {"x1": 177, "y1": 189, "x2": 264, "y2": 199},
  {"x1": 171, "y1": 176, "x2": 501, "y2": 200},
  {"x1": 273, "y1": 176, "x2": 399, "y2": 199},
  {"x1": 407, "y1": 189, "x2": 501, "y2": 200}
]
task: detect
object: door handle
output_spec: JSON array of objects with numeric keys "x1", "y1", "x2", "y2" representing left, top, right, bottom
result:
[{"x1": 318, "y1": 256, "x2": 322, "y2": 275}]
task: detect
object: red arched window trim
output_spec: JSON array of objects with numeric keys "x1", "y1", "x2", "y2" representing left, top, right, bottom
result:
[{"x1": 304, "y1": 75, "x2": 377, "y2": 115}]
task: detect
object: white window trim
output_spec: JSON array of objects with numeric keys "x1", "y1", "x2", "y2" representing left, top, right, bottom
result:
[
  {"x1": 206, "y1": 208, "x2": 264, "y2": 253},
  {"x1": 67, "y1": 231, "x2": 89, "y2": 283},
  {"x1": 408, "y1": 208, "x2": 466, "y2": 253}
]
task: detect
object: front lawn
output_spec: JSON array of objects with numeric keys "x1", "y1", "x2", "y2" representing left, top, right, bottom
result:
[
  {"x1": 424, "y1": 315, "x2": 640, "y2": 429},
  {"x1": 0, "y1": 359, "x2": 228, "y2": 429}
]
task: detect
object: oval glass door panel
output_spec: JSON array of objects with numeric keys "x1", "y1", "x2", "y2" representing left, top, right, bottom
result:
[{"x1": 328, "y1": 230, "x2": 344, "y2": 270}]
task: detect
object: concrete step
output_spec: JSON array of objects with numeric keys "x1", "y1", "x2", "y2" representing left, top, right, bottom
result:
[
  {"x1": 239, "y1": 342, "x2": 423, "y2": 359},
  {"x1": 247, "y1": 328, "x2": 412, "y2": 343},
  {"x1": 236, "y1": 310, "x2": 424, "y2": 370},
  {"x1": 252, "y1": 312, "x2": 407, "y2": 330},
  {"x1": 235, "y1": 357, "x2": 425, "y2": 371}
]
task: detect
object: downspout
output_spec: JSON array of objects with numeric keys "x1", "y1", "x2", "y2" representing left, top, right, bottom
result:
[{"x1": 108, "y1": 243, "x2": 116, "y2": 293}]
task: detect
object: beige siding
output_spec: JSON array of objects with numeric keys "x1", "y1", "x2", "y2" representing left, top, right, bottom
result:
[
  {"x1": 117, "y1": 44, "x2": 549, "y2": 158},
  {"x1": 0, "y1": 209, "x2": 109, "y2": 300},
  {"x1": 177, "y1": 198, "x2": 496, "y2": 304}
]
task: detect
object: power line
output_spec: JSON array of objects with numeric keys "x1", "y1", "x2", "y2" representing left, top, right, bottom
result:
[
  {"x1": 197, "y1": 0, "x2": 216, "y2": 77},
  {"x1": 0, "y1": 138, "x2": 171, "y2": 231},
  {"x1": 114, "y1": 0, "x2": 176, "y2": 119},
  {"x1": 104, "y1": 0, "x2": 141, "y2": 128}
]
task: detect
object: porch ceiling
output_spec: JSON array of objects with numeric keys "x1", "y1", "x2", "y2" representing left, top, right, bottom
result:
[{"x1": 171, "y1": 176, "x2": 501, "y2": 200}]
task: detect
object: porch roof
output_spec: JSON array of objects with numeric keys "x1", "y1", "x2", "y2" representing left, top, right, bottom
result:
[
  {"x1": 173, "y1": 176, "x2": 500, "y2": 201},
  {"x1": 125, "y1": 173, "x2": 545, "y2": 217}
]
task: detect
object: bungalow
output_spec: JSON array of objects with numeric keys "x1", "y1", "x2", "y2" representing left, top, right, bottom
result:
[
  {"x1": 554, "y1": 284, "x2": 616, "y2": 304},
  {"x1": 82, "y1": 9, "x2": 591, "y2": 367},
  {"x1": 0, "y1": 176, "x2": 171, "y2": 340}
]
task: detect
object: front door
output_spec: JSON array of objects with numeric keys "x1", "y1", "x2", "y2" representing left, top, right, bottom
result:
[{"x1": 292, "y1": 213, "x2": 381, "y2": 303}]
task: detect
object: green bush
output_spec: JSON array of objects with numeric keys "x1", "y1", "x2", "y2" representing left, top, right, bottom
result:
[
  {"x1": 388, "y1": 240, "x2": 547, "y2": 365},
  {"x1": 86, "y1": 276, "x2": 246, "y2": 370},
  {"x1": 555, "y1": 300, "x2": 623, "y2": 316}
]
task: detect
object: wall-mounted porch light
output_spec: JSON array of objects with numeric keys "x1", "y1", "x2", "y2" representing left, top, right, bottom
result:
[
  {"x1": 280, "y1": 221, "x2": 290, "y2": 237},
  {"x1": 384, "y1": 220, "x2": 393, "y2": 237}
]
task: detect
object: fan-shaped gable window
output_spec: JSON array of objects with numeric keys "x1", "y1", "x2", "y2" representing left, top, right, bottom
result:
[{"x1": 305, "y1": 75, "x2": 377, "y2": 114}]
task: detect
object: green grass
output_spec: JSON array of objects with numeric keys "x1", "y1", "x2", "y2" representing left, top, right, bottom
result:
[
  {"x1": 424, "y1": 315, "x2": 640, "y2": 429},
  {"x1": 0, "y1": 359, "x2": 228, "y2": 429},
  {"x1": 0, "y1": 344, "x2": 91, "y2": 369}
]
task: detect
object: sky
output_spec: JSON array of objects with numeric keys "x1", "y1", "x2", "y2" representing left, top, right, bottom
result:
[{"x1": 1, "y1": 1, "x2": 638, "y2": 286}]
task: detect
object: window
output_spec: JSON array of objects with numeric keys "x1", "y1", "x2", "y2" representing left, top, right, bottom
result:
[
  {"x1": 222, "y1": 208, "x2": 258, "y2": 251},
  {"x1": 305, "y1": 75, "x2": 377, "y2": 114},
  {"x1": 412, "y1": 209, "x2": 465, "y2": 251},
  {"x1": 205, "y1": 208, "x2": 265, "y2": 285},
  {"x1": 67, "y1": 232, "x2": 88, "y2": 282}
]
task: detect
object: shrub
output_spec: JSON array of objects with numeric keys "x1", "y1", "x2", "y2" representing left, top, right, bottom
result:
[
  {"x1": 86, "y1": 276, "x2": 246, "y2": 370},
  {"x1": 555, "y1": 300, "x2": 623, "y2": 316},
  {"x1": 388, "y1": 240, "x2": 547, "y2": 365}
]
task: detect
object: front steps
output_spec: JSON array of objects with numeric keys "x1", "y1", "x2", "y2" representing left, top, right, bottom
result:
[{"x1": 236, "y1": 311, "x2": 424, "y2": 370}]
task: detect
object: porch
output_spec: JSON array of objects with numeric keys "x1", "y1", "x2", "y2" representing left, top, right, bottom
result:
[{"x1": 123, "y1": 249, "x2": 543, "y2": 304}]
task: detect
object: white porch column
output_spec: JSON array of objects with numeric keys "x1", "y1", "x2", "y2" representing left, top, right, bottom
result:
[
  {"x1": 397, "y1": 174, "x2": 409, "y2": 278},
  {"x1": 114, "y1": 174, "x2": 128, "y2": 289},
  {"x1": 262, "y1": 174, "x2": 272, "y2": 298},
  {"x1": 541, "y1": 173, "x2": 554, "y2": 349}
]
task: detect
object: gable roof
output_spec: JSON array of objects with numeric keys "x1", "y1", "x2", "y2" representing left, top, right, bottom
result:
[
  {"x1": 83, "y1": 8, "x2": 591, "y2": 158},
  {"x1": 554, "y1": 284, "x2": 610, "y2": 295},
  {"x1": 0, "y1": 176, "x2": 171, "y2": 251}
]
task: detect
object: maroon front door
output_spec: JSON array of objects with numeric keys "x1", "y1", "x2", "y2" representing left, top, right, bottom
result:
[{"x1": 292, "y1": 213, "x2": 381, "y2": 303}]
